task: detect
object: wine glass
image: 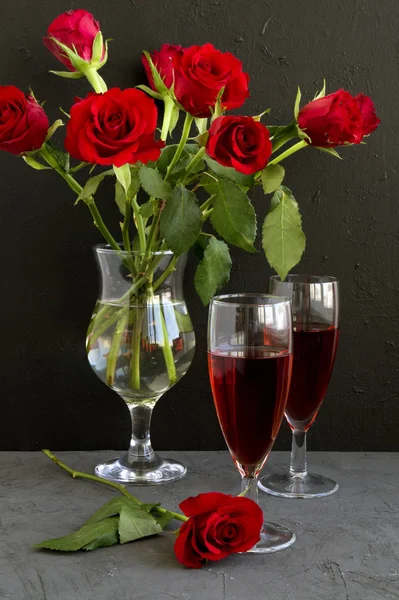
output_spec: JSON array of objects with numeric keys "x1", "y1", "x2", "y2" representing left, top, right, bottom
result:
[
  {"x1": 259, "y1": 275, "x2": 340, "y2": 499},
  {"x1": 208, "y1": 294, "x2": 296, "y2": 553}
]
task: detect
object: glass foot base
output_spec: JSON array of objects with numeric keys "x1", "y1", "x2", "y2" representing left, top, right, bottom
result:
[
  {"x1": 95, "y1": 454, "x2": 187, "y2": 485},
  {"x1": 258, "y1": 473, "x2": 339, "y2": 499},
  {"x1": 244, "y1": 522, "x2": 296, "y2": 554}
]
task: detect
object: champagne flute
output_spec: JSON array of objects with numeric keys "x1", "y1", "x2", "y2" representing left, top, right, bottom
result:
[
  {"x1": 259, "y1": 275, "x2": 340, "y2": 499},
  {"x1": 208, "y1": 294, "x2": 296, "y2": 553}
]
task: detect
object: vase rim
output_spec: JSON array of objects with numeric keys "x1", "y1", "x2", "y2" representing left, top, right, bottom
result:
[{"x1": 94, "y1": 243, "x2": 174, "y2": 257}]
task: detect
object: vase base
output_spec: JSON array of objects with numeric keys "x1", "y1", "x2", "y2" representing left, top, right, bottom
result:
[
  {"x1": 258, "y1": 472, "x2": 339, "y2": 499},
  {"x1": 94, "y1": 454, "x2": 187, "y2": 485},
  {"x1": 242, "y1": 522, "x2": 296, "y2": 554}
]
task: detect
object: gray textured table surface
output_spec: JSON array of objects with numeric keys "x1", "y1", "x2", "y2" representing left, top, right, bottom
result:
[{"x1": 0, "y1": 451, "x2": 398, "y2": 600}]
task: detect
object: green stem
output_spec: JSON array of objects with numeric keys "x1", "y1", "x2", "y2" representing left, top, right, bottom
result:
[
  {"x1": 41, "y1": 450, "x2": 188, "y2": 522},
  {"x1": 183, "y1": 146, "x2": 205, "y2": 179},
  {"x1": 86, "y1": 201, "x2": 121, "y2": 252},
  {"x1": 153, "y1": 256, "x2": 177, "y2": 291},
  {"x1": 132, "y1": 196, "x2": 146, "y2": 253},
  {"x1": 84, "y1": 67, "x2": 107, "y2": 93},
  {"x1": 129, "y1": 307, "x2": 144, "y2": 390},
  {"x1": 165, "y1": 113, "x2": 194, "y2": 181},
  {"x1": 39, "y1": 145, "x2": 120, "y2": 252},
  {"x1": 202, "y1": 208, "x2": 213, "y2": 221},
  {"x1": 199, "y1": 194, "x2": 215, "y2": 213},
  {"x1": 161, "y1": 96, "x2": 176, "y2": 142},
  {"x1": 87, "y1": 305, "x2": 124, "y2": 351},
  {"x1": 160, "y1": 308, "x2": 177, "y2": 385},
  {"x1": 105, "y1": 308, "x2": 129, "y2": 386},
  {"x1": 146, "y1": 206, "x2": 161, "y2": 255},
  {"x1": 122, "y1": 202, "x2": 132, "y2": 254},
  {"x1": 268, "y1": 140, "x2": 308, "y2": 165}
]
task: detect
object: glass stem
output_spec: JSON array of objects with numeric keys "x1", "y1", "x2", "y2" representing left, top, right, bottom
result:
[
  {"x1": 126, "y1": 402, "x2": 160, "y2": 468},
  {"x1": 290, "y1": 430, "x2": 307, "y2": 477},
  {"x1": 241, "y1": 475, "x2": 259, "y2": 504}
]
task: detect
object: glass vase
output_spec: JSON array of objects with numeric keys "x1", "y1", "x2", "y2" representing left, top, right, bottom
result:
[{"x1": 86, "y1": 245, "x2": 195, "y2": 484}]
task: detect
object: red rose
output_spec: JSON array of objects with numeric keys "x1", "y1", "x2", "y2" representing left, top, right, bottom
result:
[
  {"x1": 44, "y1": 9, "x2": 104, "y2": 71},
  {"x1": 65, "y1": 88, "x2": 164, "y2": 167},
  {"x1": 206, "y1": 116, "x2": 272, "y2": 175},
  {"x1": 142, "y1": 44, "x2": 183, "y2": 91},
  {"x1": 298, "y1": 89, "x2": 380, "y2": 147},
  {"x1": 173, "y1": 44, "x2": 249, "y2": 118},
  {"x1": 355, "y1": 93, "x2": 381, "y2": 135},
  {"x1": 0, "y1": 86, "x2": 49, "y2": 155},
  {"x1": 174, "y1": 492, "x2": 263, "y2": 569}
]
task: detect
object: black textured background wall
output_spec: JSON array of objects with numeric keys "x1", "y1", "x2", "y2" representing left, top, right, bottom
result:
[{"x1": 1, "y1": 0, "x2": 398, "y2": 451}]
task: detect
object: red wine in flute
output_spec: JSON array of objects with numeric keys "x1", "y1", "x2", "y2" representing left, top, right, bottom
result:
[{"x1": 285, "y1": 324, "x2": 340, "y2": 432}]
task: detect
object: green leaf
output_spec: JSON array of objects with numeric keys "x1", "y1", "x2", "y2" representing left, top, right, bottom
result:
[
  {"x1": 204, "y1": 156, "x2": 254, "y2": 187},
  {"x1": 204, "y1": 179, "x2": 256, "y2": 252},
  {"x1": 114, "y1": 164, "x2": 131, "y2": 196},
  {"x1": 160, "y1": 184, "x2": 202, "y2": 255},
  {"x1": 118, "y1": 504, "x2": 162, "y2": 544},
  {"x1": 194, "y1": 117, "x2": 208, "y2": 134},
  {"x1": 23, "y1": 155, "x2": 51, "y2": 170},
  {"x1": 81, "y1": 527, "x2": 119, "y2": 551},
  {"x1": 139, "y1": 165, "x2": 172, "y2": 200},
  {"x1": 262, "y1": 186, "x2": 306, "y2": 280},
  {"x1": 115, "y1": 181, "x2": 126, "y2": 216},
  {"x1": 253, "y1": 108, "x2": 271, "y2": 122},
  {"x1": 85, "y1": 497, "x2": 141, "y2": 525},
  {"x1": 316, "y1": 146, "x2": 342, "y2": 159},
  {"x1": 91, "y1": 31, "x2": 104, "y2": 64},
  {"x1": 157, "y1": 144, "x2": 198, "y2": 176},
  {"x1": 294, "y1": 86, "x2": 301, "y2": 120},
  {"x1": 45, "y1": 119, "x2": 64, "y2": 142},
  {"x1": 194, "y1": 238, "x2": 232, "y2": 305},
  {"x1": 261, "y1": 164, "x2": 285, "y2": 194},
  {"x1": 49, "y1": 70, "x2": 84, "y2": 79},
  {"x1": 142, "y1": 50, "x2": 169, "y2": 95},
  {"x1": 169, "y1": 103, "x2": 180, "y2": 135},
  {"x1": 270, "y1": 121, "x2": 299, "y2": 153},
  {"x1": 313, "y1": 79, "x2": 326, "y2": 100},
  {"x1": 48, "y1": 37, "x2": 88, "y2": 72},
  {"x1": 77, "y1": 170, "x2": 113, "y2": 204},
  {"x1": 45, "y1": 142, "x2": 69, "y2": 171},
  {"x1": 153, "y1": 510, "x2": 177, "y2": 529},
  {"x1": 35, "y1": 517, "x2": 120, "y2": 552},
  {"x1": 140, "y1": 198, "x2": 159, "y2": 218}
]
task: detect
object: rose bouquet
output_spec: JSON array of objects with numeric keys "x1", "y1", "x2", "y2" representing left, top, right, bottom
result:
[{"x1": 0, "y1": 9, "x2": 379, "y2": 392}]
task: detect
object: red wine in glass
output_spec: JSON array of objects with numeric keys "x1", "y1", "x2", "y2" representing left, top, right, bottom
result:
[
  {"x1": 208, "y1": 293, "x2": 296, "y2": 553},
  {"x1": 259, "y1": 275, "x2": 340, "y2": 499},
  {"x1": 285, "y1": 324, "x2": 340, "y2": 431},
  {"x1": 208, "y1": 350, "x2": 293, "y2": 469}
]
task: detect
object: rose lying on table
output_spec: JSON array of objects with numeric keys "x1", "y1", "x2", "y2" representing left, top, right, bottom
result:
[{"x1": 36, "y1": 451, "x2": 263, "y2": 569}]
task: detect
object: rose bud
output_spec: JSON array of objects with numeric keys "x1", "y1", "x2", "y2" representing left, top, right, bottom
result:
[
  {"x1": 0, "y1": 86, "x2": 49, "y2": 155},
  {"x1": 44, "y1": 9, "x2": 105, "y2": 72},
  {"x1": 142, "y1": 44, "x2": 183, "y2": 92},
  {"x1": 173, "y1": 43, "x2": 249, "y2": 118},
  {"x1": 206, "y1": 115, "x2": 272, "y2": 175},
  {"x1": 298, "y1": 89, "x2": 380, "y2": 147},
  {"x1": 65, "y1": 88, "x2": 164, "y2": 167},
  {"x1": 174, "y1": 492, "x2": 263, "y2": 569}
]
